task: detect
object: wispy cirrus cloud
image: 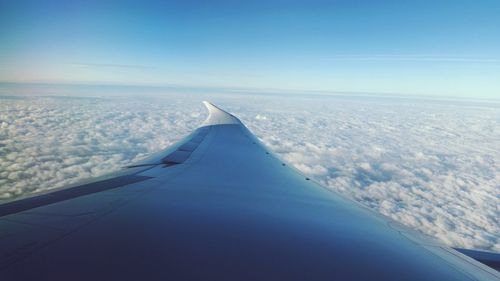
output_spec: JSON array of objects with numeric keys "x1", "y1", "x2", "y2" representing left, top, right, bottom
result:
[
  {"x1": 69, "y1": 62, "x2": 155, "y2": 69},
  {"x1": 323, "y1": 55, "x2": 500, "y2": 63}
]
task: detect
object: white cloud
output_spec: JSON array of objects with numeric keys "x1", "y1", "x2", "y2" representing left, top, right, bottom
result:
[
  {"x1": 0, "y1": 93, "x2": 499, "y2": 253},
  {"x1": 255, "y1": 114, "x2": 267, "y2": 120},
  {"x1": 231, "y1": 96, "x2": 500, "y2": 252},
  {"x1": 0, "y1": 95, "x2": 205, "y2": 197}
]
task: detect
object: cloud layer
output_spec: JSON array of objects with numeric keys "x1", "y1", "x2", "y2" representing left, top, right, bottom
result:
[
  {"x1": 0, "y1": 96, "x2": 203, "y2": 198},
  {"x1": 0, "y1": 94, "x2": 499, "y2": 252}
]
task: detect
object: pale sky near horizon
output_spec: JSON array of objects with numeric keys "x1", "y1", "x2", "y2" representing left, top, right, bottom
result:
[{"x1": 1, "y1": 0, "x2": 499, "y2": 99}]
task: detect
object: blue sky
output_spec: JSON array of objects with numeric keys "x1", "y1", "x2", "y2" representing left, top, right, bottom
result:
[{"x1": 1, "y1": 0, "x2": 499, "y2": 98}]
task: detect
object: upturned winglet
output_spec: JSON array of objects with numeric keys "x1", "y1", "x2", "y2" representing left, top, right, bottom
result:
[{"x1": 202, "y1": 101, "x2": 241, "y2": 126}]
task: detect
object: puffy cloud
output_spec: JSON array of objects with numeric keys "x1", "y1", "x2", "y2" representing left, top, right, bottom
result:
[
  {"x1": 230, "y1": 96, "x2": 500, "y2": 252},
  {"x1": 0, "y1": 95, "x2": 205, "y2": 198},
  {"x1": 255, "y1": 114, "x2": 267, "y2": 121},
  {"x1": 0, "y1": 93, "x2": 499, "y2": 252}
]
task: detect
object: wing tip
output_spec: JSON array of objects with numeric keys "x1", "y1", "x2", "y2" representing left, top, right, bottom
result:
[{"x1": 202, "y1": 101, "x2": 241, "y2": 126}]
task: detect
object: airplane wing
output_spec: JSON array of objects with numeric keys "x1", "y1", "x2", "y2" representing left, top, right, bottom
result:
[{"x1": 0, "y1": 102, "x2": 498, "y2": 281}]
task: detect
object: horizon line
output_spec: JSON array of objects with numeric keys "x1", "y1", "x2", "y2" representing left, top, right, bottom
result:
[{"x1": 0, "y1": 80, "x2": 499, "y2": 103}]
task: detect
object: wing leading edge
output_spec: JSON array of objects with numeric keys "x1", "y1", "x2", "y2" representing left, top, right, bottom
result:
[{"x1": 0, "y1": 102, "x2": 498, "y2": 281}]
